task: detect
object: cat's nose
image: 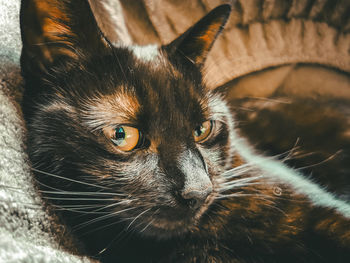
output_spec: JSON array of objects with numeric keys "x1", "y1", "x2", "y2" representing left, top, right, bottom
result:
[{"x1": 181, "y1": 185, "x2": 212, "y2": 210}]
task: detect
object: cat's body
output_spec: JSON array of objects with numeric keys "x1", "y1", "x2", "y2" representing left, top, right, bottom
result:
[{"x1": 20, "y1": 0, "x2": 350, "y2": 262}]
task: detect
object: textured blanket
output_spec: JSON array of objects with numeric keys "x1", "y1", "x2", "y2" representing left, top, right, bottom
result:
[
  {"x1": 0, "y1": 0, "x2": 349, "y2": 262},
  {"x1": 0, "y1": 0, "x2": 91, "y2": 262}
]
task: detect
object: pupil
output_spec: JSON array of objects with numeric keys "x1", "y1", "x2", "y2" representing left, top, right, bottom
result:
[
  {"x1": 115, "y1": 127, "x2": 126, "y2": 140},
  {"x1": 195, "y1": 126, "x2": 203, "y2": 137}
]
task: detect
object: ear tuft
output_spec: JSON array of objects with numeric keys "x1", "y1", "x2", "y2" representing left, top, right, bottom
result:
[{"x1": 164, "y1": 4, "x2": 231, "y2": 67}]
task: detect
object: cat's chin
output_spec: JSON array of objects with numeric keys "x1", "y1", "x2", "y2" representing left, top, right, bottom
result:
[
  {"x1": 135, "y1": 201, "x2": 213, "y2": 239},
  {"x1": 137, "y1": 217, "x2": 194, "y2": 239}
]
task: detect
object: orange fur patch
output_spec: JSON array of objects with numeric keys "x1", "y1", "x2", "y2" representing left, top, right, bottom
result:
[
  {"x1": 193, "y1": 21, "x2": 223, "y2": 63},
  {"x1": 198, "y1": 22, "x2": 222, "y2": 49},
  {"x1": 28, "y1": 0, "x2": 77, "y2": 61},
  {"x1": 89, "y1": 89, "x2": 141, "y2": 127},
  {"x1": 233, "y1": 153, "x2": 245, "y2": 168}
]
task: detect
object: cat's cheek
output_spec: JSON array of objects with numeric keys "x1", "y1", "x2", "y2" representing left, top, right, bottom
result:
[
  {"x1": 194, "y1": 145, "x2": 227, "y2": 200},
  {"x1": 196, "y1": 145, "x2": 225, "y2": 175}
]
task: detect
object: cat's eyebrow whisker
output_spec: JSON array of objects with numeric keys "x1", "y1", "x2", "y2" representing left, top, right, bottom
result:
[{"x1": 32, "y1": 168, "x2": 112, "y2": 190}]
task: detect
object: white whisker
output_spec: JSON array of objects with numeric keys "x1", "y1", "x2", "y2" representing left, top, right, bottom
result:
[
  {"x1": 39, "y1": 189, "x2": 126, "y2": 197},
  {"x1": 73, "y1": 207, "x2": 137, "y2": 230},
  {"x1": 83, "y1": 218, "x2": 129, "y2": 238},
  {"x1": 32, "y1": 168, "x2": 110, "y2": 190},
  {"x1": 126, "y1": 208, "x2": 151, "y2": 230},
  {"x1": 221, "y1": 175, "x2": 263, "y2": 186},
  {"x1": 218, "y1": 182, "x2": 263, "y2": 192},
  {"x1": 41, "y1": 196, "x2": 119, "y2": 202},
  {"x1": 296, "y1": 150, "x2": 342, "y2": 170},
  {"x1": 53, "y1": 206, "x2": 111, "y2": 214},
  {"x1": 215, "y1": 193, "x2": 273, "y2": 200},
  {"x1": 139, "y1": 218, "x2": 155, "y2": 233}
]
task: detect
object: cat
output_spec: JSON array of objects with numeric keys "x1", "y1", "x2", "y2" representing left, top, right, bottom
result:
[{"x1": 20, "y1": 0, "x2": 350, "y2": 262}]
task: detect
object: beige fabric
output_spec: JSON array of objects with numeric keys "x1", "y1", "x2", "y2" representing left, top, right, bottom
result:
[
  {"x1": 226, "y1": 64, "x2": 350, "y2": 99},
  {"x1": 89, "y1": 0, "x2": 132, "y2": 45},
  {"x1": 112, "y1": 0, "x2": 350, "y2": 88}
]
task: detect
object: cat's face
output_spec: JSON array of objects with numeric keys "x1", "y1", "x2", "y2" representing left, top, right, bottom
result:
[{"x1": 20, "y1": 0, "x2": 232, "y2": 238}]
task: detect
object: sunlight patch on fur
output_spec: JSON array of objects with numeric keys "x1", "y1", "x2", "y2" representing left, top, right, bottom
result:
[
  {"x1": 233, "y1": 137, "x2": 350, "y2": 218},
  {"x1": 82, "y1": 87, "x2": 140, "y2": 131}
]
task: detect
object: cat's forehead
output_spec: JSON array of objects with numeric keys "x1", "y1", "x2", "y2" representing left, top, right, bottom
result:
[
  {"x1": 123, "y1": 44, "x2": 161, "y2": 63},
  {"x1": 82, "y1": 48, "x2": 209, "y2": 132},
  {"x1": 114, "y1": 43, "x2": 169, "y2": 68},
  {"x1": 84, "y1": 82, "x2": 207, "y2": 130}
]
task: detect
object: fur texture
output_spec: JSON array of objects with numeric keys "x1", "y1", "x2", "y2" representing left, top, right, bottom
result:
[{"x1": 19, "y1": 1, "x2": 350, "y2": 262}]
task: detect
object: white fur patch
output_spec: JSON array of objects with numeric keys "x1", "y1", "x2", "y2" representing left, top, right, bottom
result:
[
  {"x1": 129, "y1": 44, "x2": 160, "y2": 62},
  {"x1": 233, "y1": 136, "x2": 350, "y2": 218},
  {"x1": 43, "y1": 101, "x2": 75, "y2": 114},
  {"x1": 207, "y1": 93, "x2": 234, "y2": 127},
  {"x1": 82, "y1": 88, "x2": 140, "y2": 131},
  {"x1": 115, "y1": 43, "x2": 160, "y2": 63},
  {"x1": 178, "y1": 150, "x2": 212, "y2": 194}
]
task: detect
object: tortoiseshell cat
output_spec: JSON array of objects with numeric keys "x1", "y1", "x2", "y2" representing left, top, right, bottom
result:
[{"x1": 20, "y1": 0, "x2": 350, "y2": 262}]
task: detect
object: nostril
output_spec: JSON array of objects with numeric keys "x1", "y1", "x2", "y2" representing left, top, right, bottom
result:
[
  {"x1": 182, "y1": 190, "x2": 209, "y2": 200},
  {"x1": 187, "y1": 198, "x2": 199, "y2": 209},
  {"x1": 181, "y1": 186, "x2": 212, "y2": 209}
]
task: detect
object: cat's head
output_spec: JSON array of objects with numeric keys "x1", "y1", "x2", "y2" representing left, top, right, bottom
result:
[{"x1": 21, "y1": 0, "x2": 233, "y2": 239}]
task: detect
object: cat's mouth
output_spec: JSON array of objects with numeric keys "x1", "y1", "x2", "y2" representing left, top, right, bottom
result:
[
  {"x1": 137, "y1": 214, "x2": 195, "y2": 238},
  {"x1": 134, "y1": 191, "x2": 216, "y2": 238}
]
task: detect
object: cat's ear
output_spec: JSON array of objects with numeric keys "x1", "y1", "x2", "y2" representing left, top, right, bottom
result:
[
  {"x1": 20, "y1": 0, "x2": 110, "y2": 75},
  {"x1": 163, "y1": 4, "x2": 231, "y2": 67}
]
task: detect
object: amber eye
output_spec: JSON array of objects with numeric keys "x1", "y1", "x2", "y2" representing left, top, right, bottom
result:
[
  {"x1": 193, "y1": 120, "x2": 213, "y2": 142},
  {"x1": 105, "y1": 126, "x2": 141, "y2": 151}
]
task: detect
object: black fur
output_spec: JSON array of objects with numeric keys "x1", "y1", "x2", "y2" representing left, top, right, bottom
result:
[{"x1": 20, "y1": 1, "x2": 350, "y2": 262}]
